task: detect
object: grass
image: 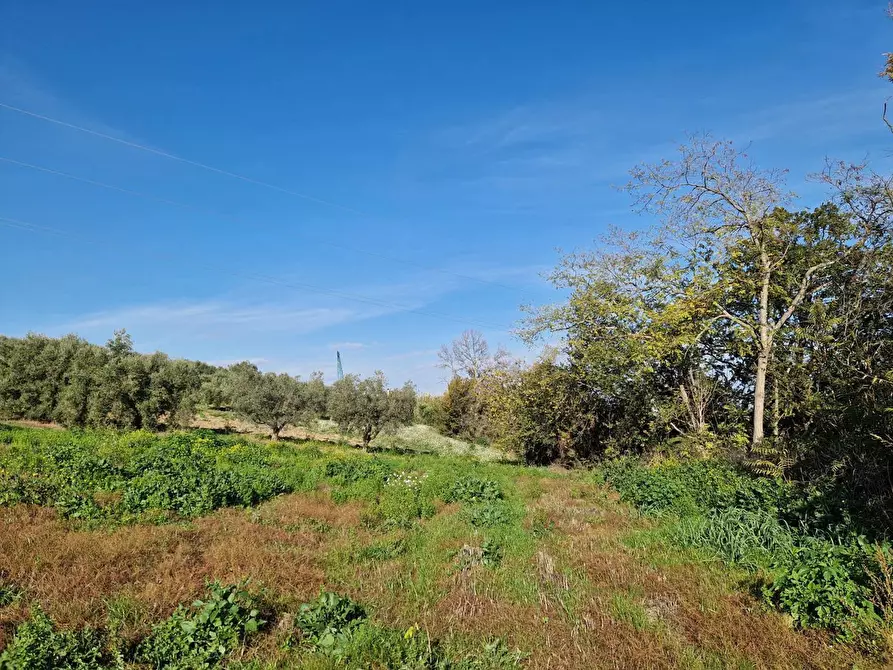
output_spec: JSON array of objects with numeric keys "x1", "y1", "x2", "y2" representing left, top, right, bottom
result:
[
  {"x1": 193, "y1": 409, "x2": 511, "y2": 462},
  {"x1": 0, "y1": 424, "x2": 884, "y2": 668}
]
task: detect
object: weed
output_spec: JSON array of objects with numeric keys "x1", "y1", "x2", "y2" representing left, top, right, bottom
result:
[
  {"x1": 0, "y1": 607, "x2": 112, "y2": 669},
  {"x1": 610, "y1": 592, "x2": 651, "y2": 631},
  {"x1": 0, "y1": 575, "x2": 21, "y2": 608},
  {"x1": 463, "y1": 501, "x2": 514, "y2": 528},
  {"x1": 296, "y1": 592, "x2": 367, "y2": 657},
  {"x1": 446, "y1": 476, "x2": 503, "y2": 504},
  {"x1": 672, "y1": 507, "x2": 795, "y2": 570},
  {"x1": 137, "y1": 581, "x2": 266, "y2": 669},
  {"x1": 481, "y1": 539, "x2": 504, "y2": 568}
]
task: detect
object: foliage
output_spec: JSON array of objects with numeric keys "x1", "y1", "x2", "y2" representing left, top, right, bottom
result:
[
  {"x1": 296, "y1": 592, "x2": 367, "y2": 657},
  {"x1": 463, "y1": 501, "x2": 514, "y2": 528},
  {"x1": 763, "y1": 539, "x2": 889, "y2": 641},
  {"x1": 0, "y1": 575, "x2": 22, "y2": 607},
  {"x1": 0, "y1": 331, "x2": 209, "y2": 431},
  {"x1": 445, "y1": 475, "x2": 503, "y2": 504},
  {"x1": 327, "y1": 372, "x2": 416, "y2": 446},
  {"x1": 673, "y1": 507, "x2": 795, "y2": 570},
  {"x1": 600, "y1": 457, "x2": 786, "y2": 517},
  {"x1": 441, "y1": 376, "x2": 488, "y2": 442},
  {"x1": 0, "y1": 607, "x2": 112, "y2": 669},
  {"x1": 137, "y1": 581, "x2": 265, "y2": 669},
  {"x1": 604, "y1": 456, "x2": 893, "y2": 645},
  {"x1": 227, "y1": 364, "x2": 325, "y2": 440},
  {"x1": 416, "y1": 393, "x2": 447, "y2": 432}
]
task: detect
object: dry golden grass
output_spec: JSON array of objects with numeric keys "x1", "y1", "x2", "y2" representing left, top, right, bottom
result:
[
  {"x1": 0, "y1": 466, "x2": 883, "y2": 668},
  {"x1": 0, "y1": 491, "x2": 367, "y2": 631}
]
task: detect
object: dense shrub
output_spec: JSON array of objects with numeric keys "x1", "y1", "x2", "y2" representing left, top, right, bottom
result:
[{"x1": 601, "y1": 457, "x2": 786, "y2": 517}]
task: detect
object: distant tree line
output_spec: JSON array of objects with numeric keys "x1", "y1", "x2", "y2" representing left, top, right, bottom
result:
[{"x1": 0, "y1": 331, "x2": 415, "y2": 446}]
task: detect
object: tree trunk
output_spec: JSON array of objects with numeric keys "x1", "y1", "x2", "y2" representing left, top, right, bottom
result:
[
  {"x1": 753, "y1": 253, "x2": 772, "y2": 448},
  {"x1": 271, "y1": 426, "x2": 280, "y2": 441},
  {"x1": 753, "y1": 352, "x2": 767, "y2": 447}
]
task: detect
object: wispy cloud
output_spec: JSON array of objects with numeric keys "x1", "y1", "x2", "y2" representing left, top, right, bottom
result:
[
  {"x1": 57, "y1": 301, "x2": 363, "y2": 336},
  {"x1": 729, "y1": 88, "x2": 890, "y2": 145}
]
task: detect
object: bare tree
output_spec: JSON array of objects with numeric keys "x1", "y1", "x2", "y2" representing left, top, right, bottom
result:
[{"x1": 437, "y1": 330, "x2": 492, "y2": 380}]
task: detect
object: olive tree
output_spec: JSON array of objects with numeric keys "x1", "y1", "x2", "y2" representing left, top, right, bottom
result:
[
  {"x1": 327, "y1": 371, "x2": 416, "y2": 447},
  {"x1": 229, "y1": 363, "x2": 321, "y2": 441}
]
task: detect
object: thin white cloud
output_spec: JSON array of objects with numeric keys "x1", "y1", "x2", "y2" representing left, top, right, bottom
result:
[
  {"x1": 57, "y1": 301, "x2": 363, "y2": 335},
  {"x1": 0, "y1": 58, "x2": 148, "y2": 146}
]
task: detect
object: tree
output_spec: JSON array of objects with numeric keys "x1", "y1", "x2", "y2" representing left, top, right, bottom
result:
[
  {"x1": 327, "y1": 372, "x2": 416, "y2": 447},
  {"x1": 437, "y1": 330, "x2": 499, "y2": 380},
  {"x1": 440, "y1": 376, "x2": 488, "y2": 441},
  {"x1": 624, "y1": 136, "x2": 879, "y2": 447},
  {"x1": 228, "y1": 364, "x2": 319, "y2": 441}
]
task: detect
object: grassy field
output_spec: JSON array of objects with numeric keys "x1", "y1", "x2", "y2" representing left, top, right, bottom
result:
[
  {"x1": 193, "y1": 410, "x2": 508, "y2": 462},
  {"x1": 0, "y1": 425, "x2": 880, "y2": 669}
]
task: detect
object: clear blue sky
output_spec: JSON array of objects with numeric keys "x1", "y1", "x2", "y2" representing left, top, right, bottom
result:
[{"x1": 0, "y1": 0, "x2": 889, "y2": 392}]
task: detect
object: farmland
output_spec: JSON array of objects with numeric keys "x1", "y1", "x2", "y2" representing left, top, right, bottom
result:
[{"x1": 0, "y1": 424, "x2": 881, "y2": 669}]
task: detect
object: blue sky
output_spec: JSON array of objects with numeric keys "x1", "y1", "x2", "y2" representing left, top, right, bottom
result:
[{"x1": 0, "y1": 0, "x2": 890, "y2": 392}]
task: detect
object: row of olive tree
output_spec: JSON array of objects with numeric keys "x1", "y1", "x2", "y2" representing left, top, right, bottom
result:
[
  {"x1": 0, "y1": 332, "x2": 417, "y2": 446},
  {"x1": 0, "y1": 330, "x2": 211, "y2": 430},
  {"x1": 212, "y1": 363, "x2": 416, "y2": 445}
]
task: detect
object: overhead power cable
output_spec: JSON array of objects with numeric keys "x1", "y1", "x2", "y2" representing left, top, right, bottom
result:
[
  {"x1": 0, "y1": 101, "x2": 529, "y2": 295},
  {"x1": 0, "y1": 154, "x2": 526, "y2": 295},
  {"x1": 0, "y1": 214, "x2": 515, "y2": 333}
]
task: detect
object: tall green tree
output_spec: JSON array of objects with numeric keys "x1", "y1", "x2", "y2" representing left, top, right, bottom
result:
[{"x1": 623, "y1": 137, "x2": 881, "y2": 447}]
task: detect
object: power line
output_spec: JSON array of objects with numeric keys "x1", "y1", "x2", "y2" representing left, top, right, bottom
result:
[
  {"x1": 0, "y1": 101, "x2": 361, "y2": 214},
  {"x1": 0, "y1": 154, "x2": 527, "y2": 294},
  {"x1": 0, "y1": 214, "x2": 515, "y2": 333},
  {"x1": 0, "y1": 101, "x2": 532, "y2": 297}
]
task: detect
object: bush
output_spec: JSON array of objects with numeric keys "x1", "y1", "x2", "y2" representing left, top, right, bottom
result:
[
  {"x1": 0, "y1": 607, "x2": 111, "y2": 669},
  {"x1": 137, "y1": 581, "x2": 265, "y2": 669},
  {"x1": 601, "y1": 457, "x2": 786, "y2": 517},
  {"x1": 763, "y1": 539, "x2": 885, "y2": 641}
]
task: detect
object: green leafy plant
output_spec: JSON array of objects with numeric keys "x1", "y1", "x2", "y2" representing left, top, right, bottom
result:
[
  {"x1": 0, "y1": 607, "x2": 111, "y2": 669},
  {"x1": 763, "y1": 539, "x2": 882, "y2": 641},
  {"x1": 481, "y1": 538, "x2": 504, "y2": 567},
  {"x1": 446, "y1": 475, "x2": 503, "y2": 504},
  {"x1": 296, "y1": 592, "x2": 367, "y2": 657},
  {"x1": 463, "y1": 501, "x2": 513, "y2": 528},
  {"x1": 137, "y1": 581, "x2": 265, "y2": 669}
]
